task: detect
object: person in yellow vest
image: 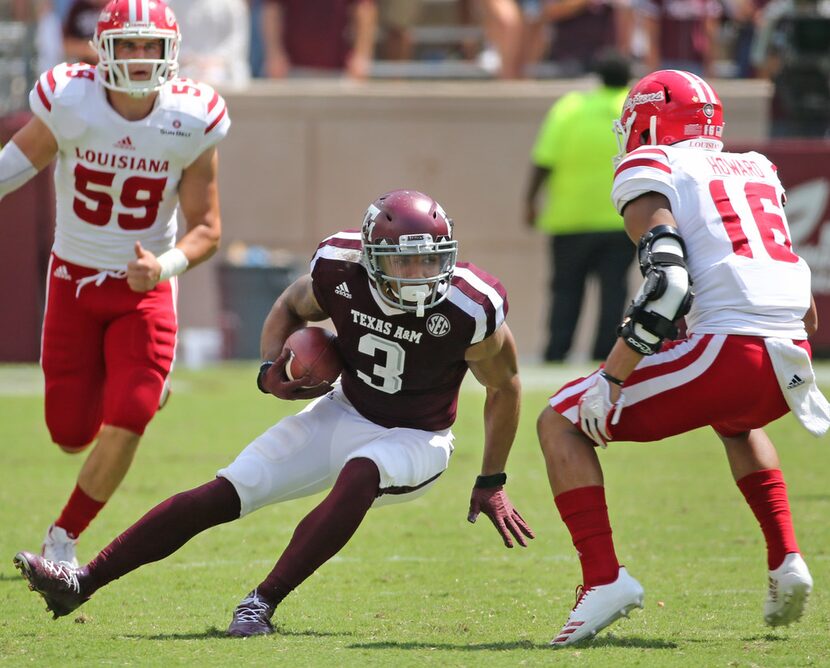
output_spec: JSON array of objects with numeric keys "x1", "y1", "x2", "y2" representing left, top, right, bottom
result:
[{"x1": 525, "y1": 51, "x2": 633, "y2": 361}]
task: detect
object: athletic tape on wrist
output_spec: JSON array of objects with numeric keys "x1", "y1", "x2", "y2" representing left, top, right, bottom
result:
[{"x1": 157, "y1": 248, "x2": 189, "y2": 281}]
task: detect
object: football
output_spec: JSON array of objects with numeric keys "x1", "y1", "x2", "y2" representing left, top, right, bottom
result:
[{"x1": 283, "y1": 326, "x2": 343, "y2": 387}]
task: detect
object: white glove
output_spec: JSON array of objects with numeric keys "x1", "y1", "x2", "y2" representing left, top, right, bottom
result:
[{"x1": 578, "y1": 374, "x2": 625, "y2": 448}]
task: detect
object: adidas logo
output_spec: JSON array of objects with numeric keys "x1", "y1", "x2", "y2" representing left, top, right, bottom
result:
[
  {"x1": 114, "y1": 136, "x2": 135, "y2": 150},
  {"x1": 787, "y1": 374, "x2": 805, "y2": 389},
  {"x1": 334, "y1": 282, "x2": 352, "y2": 299},
  {"x1": 53, "y1": 265, "x2": 72, "y2": 281}
]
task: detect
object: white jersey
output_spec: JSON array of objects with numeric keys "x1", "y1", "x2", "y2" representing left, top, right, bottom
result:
[
  {"x1": 29, "y1": 62, "x2": 231, "y2": 270},
  {"x1": 612, "y1": 143, "x2": 811, "y2": 339}
]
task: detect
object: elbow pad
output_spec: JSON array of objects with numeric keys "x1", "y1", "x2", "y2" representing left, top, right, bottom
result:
[
  {"x1": 618, "y1": 225, "x2": 694, "y2": 355},
  {"x1": 0, "y1": 141, "x2": 37, "y2": 200}
]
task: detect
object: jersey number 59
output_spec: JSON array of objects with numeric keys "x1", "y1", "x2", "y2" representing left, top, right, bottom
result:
[{"x1": 73, "y1": 163, "x2": 167, "y2": 230}]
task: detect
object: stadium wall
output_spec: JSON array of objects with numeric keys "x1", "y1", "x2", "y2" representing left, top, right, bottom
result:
[
  {"x1": 0, "y1": 79, "x2": 773, "y2": 362},
  {"x1": 179, "y1": 78, "x2": 772, "y2": 362}
]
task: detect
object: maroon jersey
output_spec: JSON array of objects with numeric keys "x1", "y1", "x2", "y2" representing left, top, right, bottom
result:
[
  {"x1": 265, "y1": 0, "x2": 369, "y2": 70},
  {"x1": 639, "y1": 0, "x2": 722, "y2": 64},
  {"x1": 310, "y1": 230, "x2": 508, "y2": 431}
]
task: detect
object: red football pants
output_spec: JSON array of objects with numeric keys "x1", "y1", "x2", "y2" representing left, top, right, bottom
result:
[
  {"x1": 549, "y1": 333, "x2": 808, "y2": 441},
  {"x1": 41, "y1": 254, "x2": 178, "y2": 449}
]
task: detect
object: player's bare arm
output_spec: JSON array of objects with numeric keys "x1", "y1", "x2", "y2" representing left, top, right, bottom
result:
[
  {"x1": 602, "y1": 191, "x2": 678, "y2": 383},
  {"x1": 260, "y1": 274, "x2": 328, "y2": 362},
  {"x1": 256, "y1": 274, "x2": 333, "y2": 401},
  {"x1": 804, "y1": 295, "x2": 818, "y2": 337},
  {"x1": 126, "y1": 146, "x2": 222, "y2": 292},
  {"x1": 465, "y1": 323, "x2": 535, "y2": 548},
  {"x1": 0, "y1": 116, "x2": 57, "y2": 201},
  {"x1": 465, "y1": 323, "x2": 521, "y2": 475}
]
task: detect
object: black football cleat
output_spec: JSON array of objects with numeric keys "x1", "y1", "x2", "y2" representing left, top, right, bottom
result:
[
  {"x1": 227, "y1": 589, "x2": 276, "y2": 637},
  {"x1": 13, "y1": 551, "x2": 90, "y2": 619}
]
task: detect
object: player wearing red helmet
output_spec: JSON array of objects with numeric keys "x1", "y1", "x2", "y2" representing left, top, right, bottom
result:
[
  {"x1": 14, "y1": 189, "x2": 534, "y2": 638},
  {"x1": 93, "y1": 0, "x2": 181, "y2": 95},
  {"x1": 537, "y1": 70, "x2": 826, "y2": 645},
  {"x1": 0, "y1": 0, "x2": 230, "y2": 567}
]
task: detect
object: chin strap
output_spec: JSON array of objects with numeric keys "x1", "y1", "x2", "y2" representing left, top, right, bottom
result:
[{"x1": 400, "y1": 285, "x2": 429, "y2": 317}]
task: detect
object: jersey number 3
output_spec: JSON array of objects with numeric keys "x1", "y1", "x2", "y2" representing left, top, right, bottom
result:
[
  {"x1": 709, "y1": 179, "x2": 799, "y2": 263},
  {"x1": 73, "y1": 163, "x2": 167, "y2": 230}
]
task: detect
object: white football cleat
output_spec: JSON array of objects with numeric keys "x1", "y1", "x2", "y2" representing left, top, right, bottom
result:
[
  {"x1": 41, "y1": 524, "x2": 79, "y2": 569},
  {"x1": 551, "y1": 567, "x2": 644, "y2": 647},
  {"x1": 764, "y1": 553, "x2": 812, "y2": 627}
]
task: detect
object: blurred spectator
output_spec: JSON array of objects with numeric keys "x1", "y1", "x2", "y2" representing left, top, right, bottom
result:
[
  {"x1": 0, "y1": 0, "x2": 31, "y2": 19},
  {"x1": 63, "y1": 0, "x2": 106, "y2": 64},
  {"x1": 260, "y1": 0, "x2": 378, "y2": 79},
  {"x1": 36, "y1": 0, "x2": 65, "y2": 71},
  {"x1": 167, "y1": 0, "x2": 251, "y2": 86},
  {"x1": 752, "y1": 0, "x2": 830, "y2": 137},
  {"x1": 53, "y1": 0, "x2": 74, "y2": 19},
  {"x1": 377, "y1": 0, "x2": 423, "y2": 61},
  {"x1": 723, "y1": 0, "x2": 769, "y2": 77},
  {"x1": 536, "y1": 0, "x2": 633, "y2": 77},
  {"x1": 636, "y1": 0, "x2": 722, "y2": 76},
  {"x1": 524, "y1": 51, "x2": 634, "y2": 362},
  {"x1": 472, "y1": 0, "x2": 524, "y2": 78}
]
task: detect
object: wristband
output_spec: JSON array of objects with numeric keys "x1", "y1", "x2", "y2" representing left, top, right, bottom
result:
[
  {"x1": 475, "y1": 472, "x2": 507, "y2": 488},
  {"x1": 257, "y1": 361, "x2": 274, "y2": 393},
  {"x1": 157, "y1": 248, "x2": 189, "y2": 281},
  {"x1": 599, "y1": 369, "x2": 625, "y2": 387}
]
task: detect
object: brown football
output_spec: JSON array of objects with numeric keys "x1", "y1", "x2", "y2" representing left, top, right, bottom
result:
[{"x1": 284, "y1": 327, "x2": 342, "y2": 387}]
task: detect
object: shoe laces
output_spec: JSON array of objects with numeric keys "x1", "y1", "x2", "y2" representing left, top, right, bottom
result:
[
  {"x1": 44, "y1": 559, "x2": 81, "y2": 594},
  {"x1": 234, "y1": 592, "x2": 273, "y2": 624},
  {"x1": 572, "y1": 584, "x2": 590, "y2": 611}
]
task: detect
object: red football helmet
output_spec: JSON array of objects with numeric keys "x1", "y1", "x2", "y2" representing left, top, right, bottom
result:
[
  {"x1": 614, "y1": 69, "x2": 725, "y2": 164},
  {"x1": 93, "y1": 0, "x2": 180, "y2": 95},
  {"x1": 361, "y1": 190, "x2": 458, "y2": 316}
]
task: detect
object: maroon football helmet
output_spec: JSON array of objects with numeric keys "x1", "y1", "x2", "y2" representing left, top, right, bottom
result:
[
  {"x1": 94, "y1": 0, "x2": 180, "y2": 95},
  {"x1": 361, "y1": 190, "x2": 457, "y2": 316},
  {"x1": 614, "y1": 69, "x2": 725, "y2": 164}
]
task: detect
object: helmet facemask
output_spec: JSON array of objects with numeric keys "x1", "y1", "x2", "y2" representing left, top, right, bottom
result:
[
  {"x1": 364, "y1": 234, "x2": 457, "y2": 317},
  {"x1": 94, "y1": 28, "x2": 179, "y2": 96}
]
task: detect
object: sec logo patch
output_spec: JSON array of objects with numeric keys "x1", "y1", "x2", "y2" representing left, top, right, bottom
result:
[{"x1": 426, "y1": 313, "x2": 451, "y2": 337}]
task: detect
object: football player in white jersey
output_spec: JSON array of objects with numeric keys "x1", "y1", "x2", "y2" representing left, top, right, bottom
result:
[
  {"x1": 0, "y1": 0, "x2": 230, "y2": 567},
  {"x1": 536, "y1": 69, "x2": 829, "y2": 646}
]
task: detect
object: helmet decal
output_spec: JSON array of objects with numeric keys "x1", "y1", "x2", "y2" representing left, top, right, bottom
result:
[{"x1": 614, "y1": 69, "x2": 725, "y2": 164}]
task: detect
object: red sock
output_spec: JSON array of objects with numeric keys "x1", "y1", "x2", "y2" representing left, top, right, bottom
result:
[
  {"x1": 55, "y1": 484, "x2": 106, "y2": 538},
  {"x1": 555, "y1": 486, "x2": 619, "y2": 588},
  {"x1": 737, "y1": 468, "x2": 799, "y2": 570}
]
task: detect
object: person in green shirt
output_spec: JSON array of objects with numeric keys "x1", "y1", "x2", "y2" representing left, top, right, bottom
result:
[{"x1": 525, "y1": 51, "x2": 634, "y2": 362}]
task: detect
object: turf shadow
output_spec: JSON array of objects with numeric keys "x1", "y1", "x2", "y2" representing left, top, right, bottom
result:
[
  {"x1": 350, "y1": 636, "x2": 677, "y2": 651},
  {"x1": 126, "y1": 626, "x2": 352, "y2": 641}
]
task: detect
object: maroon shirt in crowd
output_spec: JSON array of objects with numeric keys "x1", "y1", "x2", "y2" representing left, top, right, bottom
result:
[
  {"x1": 265, "y1": 0, "x2": 370, "y2": 70},
  {"x1": 639, "y1": 0, "x2": 722, "y2": 64}
]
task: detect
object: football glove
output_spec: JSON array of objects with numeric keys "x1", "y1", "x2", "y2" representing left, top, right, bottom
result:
[
  {"x1": 468, "y1": 483, "x2": 535, "y2": 548},
  {"x1": 257, "y1": 349, "x2": 333, "y2": 400},
  {"x1": 578, "y1": 374, "x2": 625, "y2": 448}
]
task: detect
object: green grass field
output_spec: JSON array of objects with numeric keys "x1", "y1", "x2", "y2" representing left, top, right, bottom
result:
[{"x1": 1, "y1": 363, "x2": 828, "y2": 667}]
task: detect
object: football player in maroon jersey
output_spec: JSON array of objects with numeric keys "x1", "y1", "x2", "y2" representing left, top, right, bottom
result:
[{"x1": 14, "y1": 189, "x2": 534, "y2": 637}]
